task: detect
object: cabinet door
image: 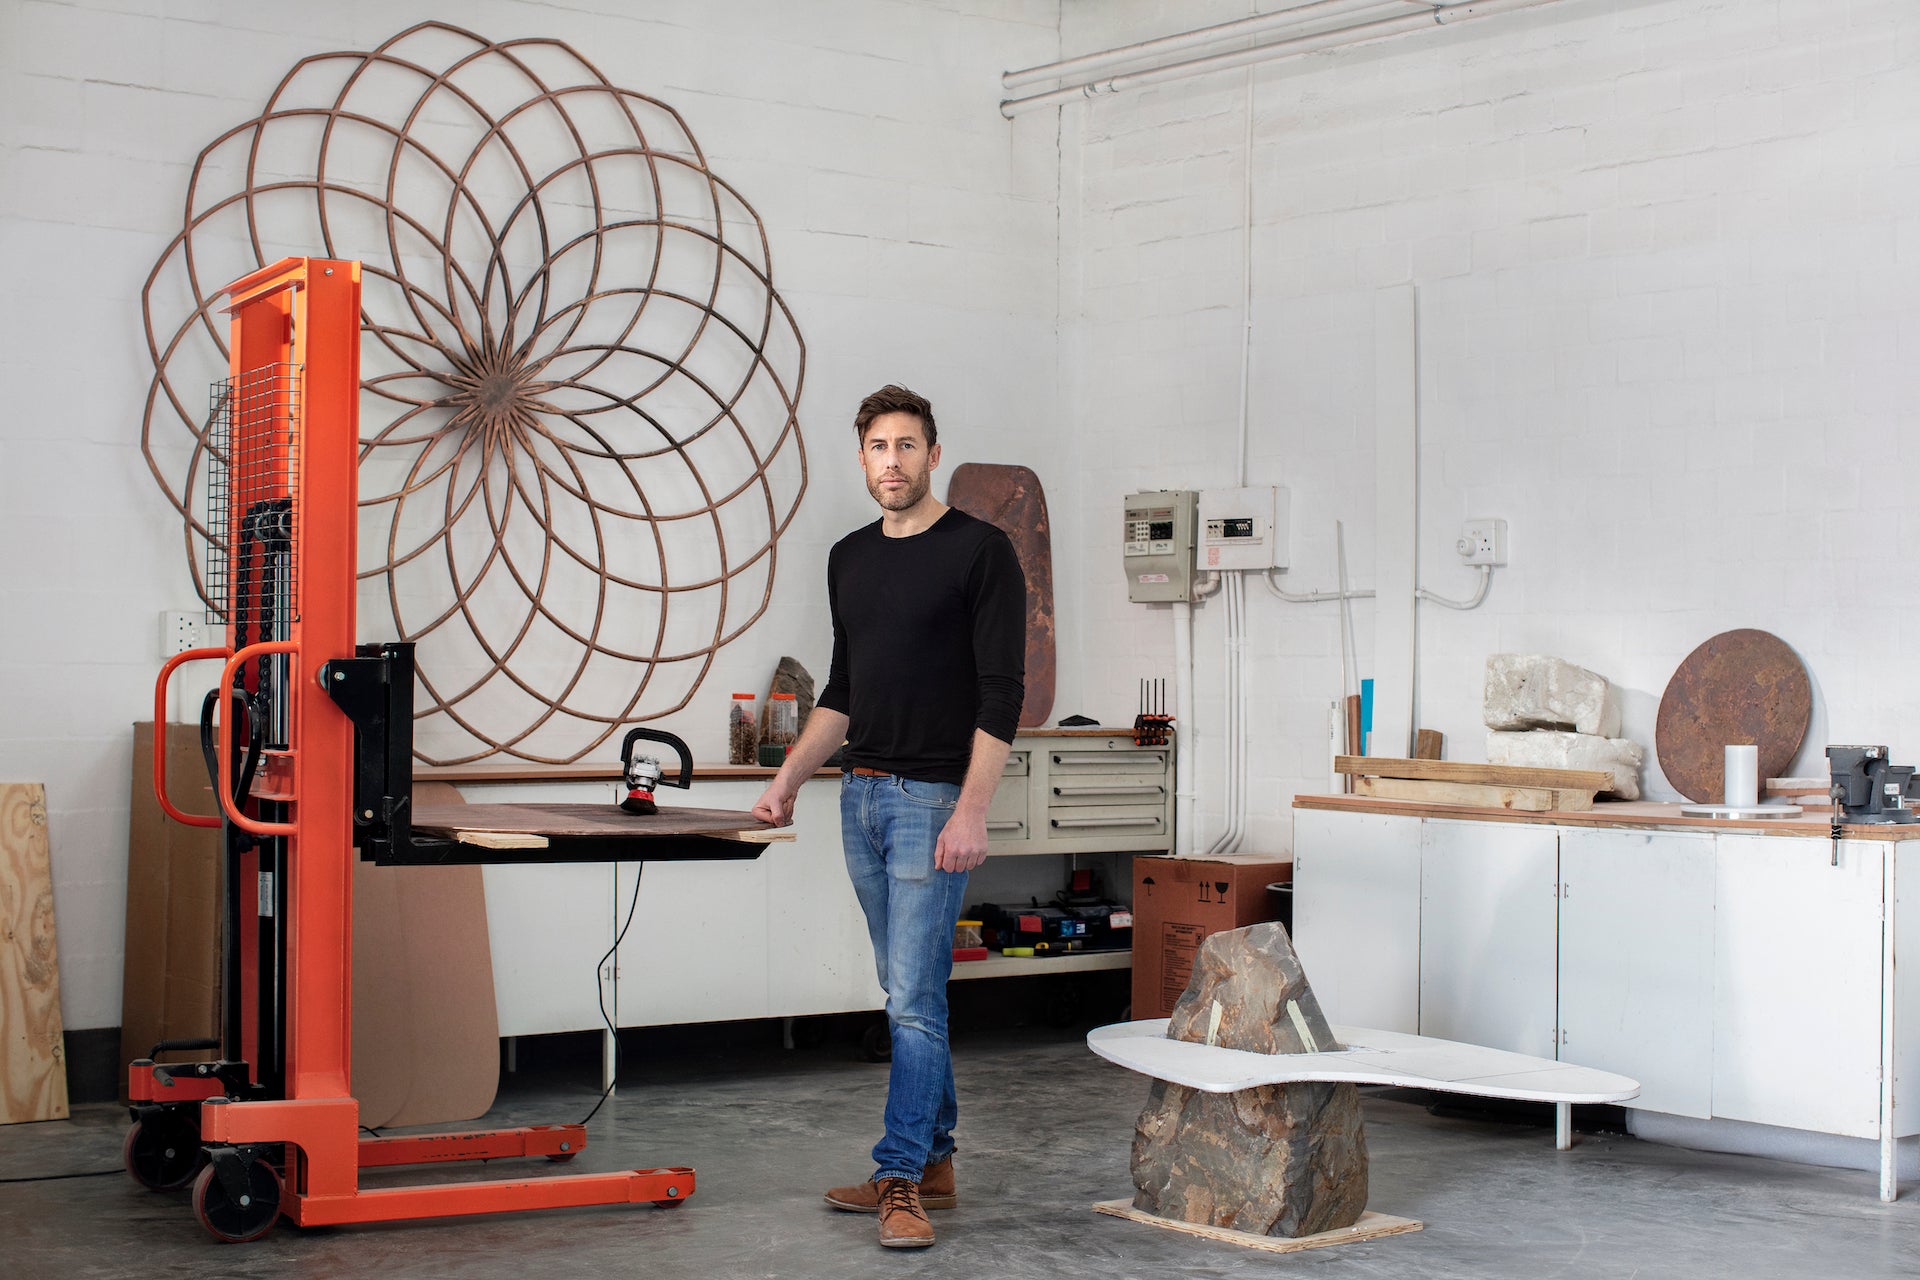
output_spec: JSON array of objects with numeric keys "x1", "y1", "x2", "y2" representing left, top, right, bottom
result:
[
  {"x1": 483, "y1": 862, "x2": 621, "y2": 1037},
  {"x1": 1559, "y1": 827, "x2": 1715, "y2": 1118},
  {"x1": 1712, "y1": 834, "x2": 1883, "y2": 1138},
  {"x1": 1291, "y1": 809, "x2": 1421, "y2": 1032},
  {"x1": 1419, "y1": 818, "x2": 1558, "y2": 1057}
]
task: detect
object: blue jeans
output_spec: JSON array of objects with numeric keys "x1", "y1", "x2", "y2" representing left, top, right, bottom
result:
[{"x1": 841, "y1": 771, "x2": 970, "y2": 1182}]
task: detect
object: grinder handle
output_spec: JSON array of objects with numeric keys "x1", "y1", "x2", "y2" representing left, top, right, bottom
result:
[{"x1": 621, "y1": 727, "x2": 693, "y2": 790}]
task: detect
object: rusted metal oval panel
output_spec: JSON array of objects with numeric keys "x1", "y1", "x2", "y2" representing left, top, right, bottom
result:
[
  {"x1": 1654, "y1": 629, "x2": 1811, "y2": 803},
  {"x1": 946, "y1": 462, "x2": 1055, "y2": 728}
]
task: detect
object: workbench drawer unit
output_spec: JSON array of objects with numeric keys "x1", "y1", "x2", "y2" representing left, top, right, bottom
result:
[
  {"x1": 986, "y1": 738, "x2": 1174, "y2": 858},
  {"x1": 986, "y1": 751, "x2": 1030, "y2": 843}
]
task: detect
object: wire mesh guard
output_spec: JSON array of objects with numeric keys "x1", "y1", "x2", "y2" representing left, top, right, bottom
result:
[
  {"x1": 203, "y1": 364, "x2": 302, "y2": 635},
  {"x1": 139, "y1": 23, "x2": 809, "y2": 765}
]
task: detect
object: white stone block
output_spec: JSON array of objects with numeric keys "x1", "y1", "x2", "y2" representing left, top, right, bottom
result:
[
  {"x1": 1483, "y1": 654, "x2": 1620, "y2": 737},
  {"x1": 1488, "y1": 731, "x2": 1646, "y2": 801}
]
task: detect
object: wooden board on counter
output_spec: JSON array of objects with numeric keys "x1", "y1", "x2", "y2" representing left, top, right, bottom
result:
[
  {"x1": 1354, "y1": 776, "x2": 1592, "y2": 813},
  {"x1": 1336, "y1": 756, "x2": 1610, "y2": 792}
]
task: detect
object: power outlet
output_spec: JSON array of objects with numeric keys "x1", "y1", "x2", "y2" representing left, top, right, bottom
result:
[
  {"x1": 159, "y1": 610, "x2": 206, "y2": 656},
  {"x1": 1455, "y1": 518, "x2": 1508, "y2": 566}
]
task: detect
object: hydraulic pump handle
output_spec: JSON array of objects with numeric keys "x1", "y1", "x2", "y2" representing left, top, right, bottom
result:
[
  {"x1": 217, "y1": 641, "x2": 300, "y2": 837},
  {"x1": 153, "y1": 646, "x2": 232, "y2": 828}
]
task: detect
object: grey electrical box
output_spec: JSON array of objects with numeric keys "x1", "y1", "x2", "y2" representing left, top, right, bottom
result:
[{"x1": 1123, "y1": 490, "x2": 1198, "y2": 603}]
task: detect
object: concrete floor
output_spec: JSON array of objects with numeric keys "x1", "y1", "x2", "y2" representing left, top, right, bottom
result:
[{"x1": 4, "y1": 1017, "x2": 1918, "y2": 1280}]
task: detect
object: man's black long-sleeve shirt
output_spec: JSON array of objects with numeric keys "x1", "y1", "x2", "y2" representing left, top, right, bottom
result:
[{"x1": 816, "y1": 507, "x2": 1026, "y2": 784}]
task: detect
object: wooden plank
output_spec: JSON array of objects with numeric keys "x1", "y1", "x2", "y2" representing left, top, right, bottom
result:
[
  {"x1": 1414, "y1": 729, "x2": 1443, "y2": 760},
  {"x1": 1093, "y1": 1200, "x2": 1422, "y2": 1254},
  {"x1": 1354, "y1": 776, "x2": 1593, "y2": 813},
  {"x1": 1, "y1": 784, "x2": 69, "y2": 1124},
  {"x1": 453, "y1": 830, "x2": 549, "y2": 850},
  {"x1": 1336, "y1": 755, "x2": 1611, "y2": 792}
]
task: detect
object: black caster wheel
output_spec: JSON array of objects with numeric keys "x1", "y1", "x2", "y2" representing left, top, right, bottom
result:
[
  {"x1": 123, "y1": 1110, "x2": 206, "y2": 1192},
  {"x1": 859, "y1": 1020, "x2": 892, "y2": 1063},
  {"x1": 191, "y1": 1158, "x2": 283, "y2": 1243},
  {"x1": 652, "y1": 1197, "x2": 689, "y2": 1208},
  {"x1": 546, "y1": 1151, "x2": 578, "y2": 1163}
]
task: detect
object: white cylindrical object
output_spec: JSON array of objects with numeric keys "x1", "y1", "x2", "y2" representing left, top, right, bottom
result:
[{"x1": 1724, "y1": 744, "x2": 1759, "y2": 807}]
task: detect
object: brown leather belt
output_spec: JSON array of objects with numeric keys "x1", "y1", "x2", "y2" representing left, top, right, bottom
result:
[{"x1": 849, "y1": 766, "x2": 892, "y2": 777}]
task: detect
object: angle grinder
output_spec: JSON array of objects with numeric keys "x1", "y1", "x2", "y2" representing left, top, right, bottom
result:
[{"x1": 619, "y1": 727, "x2": 694, "y2": 815}]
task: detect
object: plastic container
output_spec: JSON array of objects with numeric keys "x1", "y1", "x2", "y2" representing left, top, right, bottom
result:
[
  {"x1": 953, "y1": 919, "x2": 987, "y2": 962},
  {"x1": 728, "y1": 693, "x2": 757, "y2": 765},
  {"x1": 767, "y1": 693, "x2": 798, "y2": 750}
]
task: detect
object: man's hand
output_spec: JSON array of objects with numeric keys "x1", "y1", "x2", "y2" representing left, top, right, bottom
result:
[
  {"x1": 752, "y1": 783, "x2": 795, "y2": 827},
  {"x1": 934, "y1": 807, "x2": 991, "y2": 873}
]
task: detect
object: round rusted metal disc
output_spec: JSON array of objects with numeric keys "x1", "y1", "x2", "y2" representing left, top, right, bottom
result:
[{"x1": 1654, "y1": 629, "x2": 1811, "y2": 803}]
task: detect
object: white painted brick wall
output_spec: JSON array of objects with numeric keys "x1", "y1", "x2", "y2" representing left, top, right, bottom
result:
[
  {"x1": 0, "y1": 0, "x2": 1059, "y2": 1030},
  {"x1": 1059, "y1": 0, "x2": 1920, "y2": 853}
]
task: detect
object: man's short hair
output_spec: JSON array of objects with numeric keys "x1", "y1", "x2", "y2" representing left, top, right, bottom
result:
[{"x1": 853, "y1": 384, "x2": 936, "y2": 448}]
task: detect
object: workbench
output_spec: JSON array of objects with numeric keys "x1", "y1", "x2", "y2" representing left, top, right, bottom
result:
[{"x1": 1290, "y1": 794, "x2": 1919, "y2": 1200}]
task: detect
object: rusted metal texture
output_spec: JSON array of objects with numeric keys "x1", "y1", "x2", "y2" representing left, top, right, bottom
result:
[
  {"x1": 140, "y1": 22, "x2": 808, "y2": 764},
  {"x1": 1654, "y1": 629, "x2": 1811, "y2": 803},
  {"x1": 946, "y1": 462, "x2": 1055, "y2": 728}
]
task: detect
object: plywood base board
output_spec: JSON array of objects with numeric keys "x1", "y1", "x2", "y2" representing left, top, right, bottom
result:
[{"x1": 1092, "y1": 1200, "x2": 1422, "y2": 1254}]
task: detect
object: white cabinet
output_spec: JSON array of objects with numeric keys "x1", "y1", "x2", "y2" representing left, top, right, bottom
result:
[
  {"x1": 1559, "y1": 827, "x2": 1715, "y2": 1118},
  {"x1": 1419, "y1": 819, "x2": 1558, "y2": 1058},
  {"x1": 1293, "y1": 799, "x2": 1916, "y2": 1197},
  {"x1": 1711, "y1": 833, "x2": 1884, "y2": 1138},
  {"x1": 483, "y1": 862, "x2": 617, "y2": 1037},
  {"x1": 1291, "y1": 808, "x2": 1421, "y2": 1033}
]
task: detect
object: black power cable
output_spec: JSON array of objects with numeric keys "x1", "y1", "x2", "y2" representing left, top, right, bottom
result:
[
  {"x1": 0, "y1": 1169, "x2": 122, "y2": 1184},
  {"x1": 578, "y1": 864, "x2": 646, "y2": 1127}
]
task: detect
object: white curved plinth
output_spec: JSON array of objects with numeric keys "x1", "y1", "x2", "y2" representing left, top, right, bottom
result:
[{"x1": 1088, "y1": 1019, "x2": 1639, "y2": 1105}]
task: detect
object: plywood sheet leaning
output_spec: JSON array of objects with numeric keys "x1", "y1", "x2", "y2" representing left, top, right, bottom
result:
[
  {"x1": 1, "y1": 784, "x2": 69, "y2": 1123},
  {"x1": 351, "y1": 782, "x2": 499, "y2": 1130},
  {"x1": 946, "y1": 462, "x2": 1055, "y2": 727}
]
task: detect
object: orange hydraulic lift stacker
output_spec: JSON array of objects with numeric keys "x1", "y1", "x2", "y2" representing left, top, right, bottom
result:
[{"x1": 132, "y1": 258, "x2": 746, "y2": 1242}]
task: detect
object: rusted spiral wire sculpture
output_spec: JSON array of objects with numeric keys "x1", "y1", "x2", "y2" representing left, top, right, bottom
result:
[{"x1": 141, "y1": 22, "x2": 808, "y2": 764}]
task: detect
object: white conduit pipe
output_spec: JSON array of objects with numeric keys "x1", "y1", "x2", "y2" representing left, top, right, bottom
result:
[
  {"x1": 1002, "y1": 0, "x2": 1433, "y2": 91},
  {"x1": 1172, "y1": 600, "x2": 1198, "y2": 856},
  {"x1": 1207, "y1": 573, "x2": 1243, "y2": 856},
  {"x1": 1001, "y1": 0, "x2": 1564, "y2": 117}
]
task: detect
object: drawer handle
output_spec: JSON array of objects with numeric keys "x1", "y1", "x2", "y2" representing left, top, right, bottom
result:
[
  {"x1": 1053, "y1": 784, "x2": 1165, "y2": 797},
  {"x1": 1051, "y1": 752, "x2": 1167, "y2": 767},
  {"x1": 1050, "y1": 816, "x2": 1162, "y2": 829},
  {"x1": 986, "y1": 820, "x2": 1025, "y2": 832}
]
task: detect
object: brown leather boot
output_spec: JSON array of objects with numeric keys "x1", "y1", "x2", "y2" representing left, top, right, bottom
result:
[
  {"x1": 821, "y1": 1159, "x2": 956, "y2": 1220},
  {"x1": 823, "y1": 1154, "x2": 956, "y2": 1212},
  {"x1": 875, "y1": 1177, "x2": 934, "y2": 1248}
]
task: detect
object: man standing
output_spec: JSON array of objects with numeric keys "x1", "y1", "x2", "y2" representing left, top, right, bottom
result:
[{"x1": 752, "y1": 384, "x2": 1025, "y2": 1250}]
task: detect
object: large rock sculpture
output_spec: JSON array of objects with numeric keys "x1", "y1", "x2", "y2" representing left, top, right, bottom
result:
[
  {"x1": 1130, "y1": 923, "x2": 1368, "y2": 1238},
  {"x1": 1484, "y1": 653, "x2": 1619, "y2": 737},
  {"x1": 1488, "y1": 728, "x2": 1646, "y2": 799}
]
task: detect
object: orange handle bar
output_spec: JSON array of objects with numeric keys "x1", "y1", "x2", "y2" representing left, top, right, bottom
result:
[
  {"x1": 153, "y1": 647, "x2": 232, "y2": 829},
  {"x1": 218, "y1": 641, "x2": 300, "y2": 838}
]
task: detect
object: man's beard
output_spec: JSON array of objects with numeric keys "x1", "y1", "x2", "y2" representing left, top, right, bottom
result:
[{"x1": 868, "y1": 469, "x2": 929, "y2": 511}]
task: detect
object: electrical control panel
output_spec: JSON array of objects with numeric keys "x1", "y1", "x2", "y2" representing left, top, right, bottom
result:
[
  {"x1": 1122, "y1": 490, "x2": 1198, "y2": 603},
  {"x1": 1198, "y1": 485, "x2": 1287, "y2": 572}
]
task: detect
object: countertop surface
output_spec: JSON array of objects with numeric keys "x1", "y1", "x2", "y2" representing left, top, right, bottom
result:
[{"x1": 1293, "y1": 792, "x2": 1920, "y2": 840}]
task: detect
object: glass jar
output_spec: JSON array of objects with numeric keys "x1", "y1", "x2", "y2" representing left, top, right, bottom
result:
[
  {"x1": 728, "y1": 692, "x2": 757, "y2": 765},
  {"x1": 767, "y1": 693, "x2": 798, "y2": 751}
]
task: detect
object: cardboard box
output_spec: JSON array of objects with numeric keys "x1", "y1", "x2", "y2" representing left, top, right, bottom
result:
[
  {"x1": 121, "y1": 723, "x2": 223, "y2": 1093},
  {"x1": 1130, "y1": 853, "x2": 1293, "y2": 1021}
]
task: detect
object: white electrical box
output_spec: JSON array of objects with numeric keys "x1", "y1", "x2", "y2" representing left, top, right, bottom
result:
[
  {"x1": 1123, "y1": 490, "x2": 1198, "y2": 603},
  {"x1": 1198, "y1": 485, "x2": 1288, "y2": 572}
]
